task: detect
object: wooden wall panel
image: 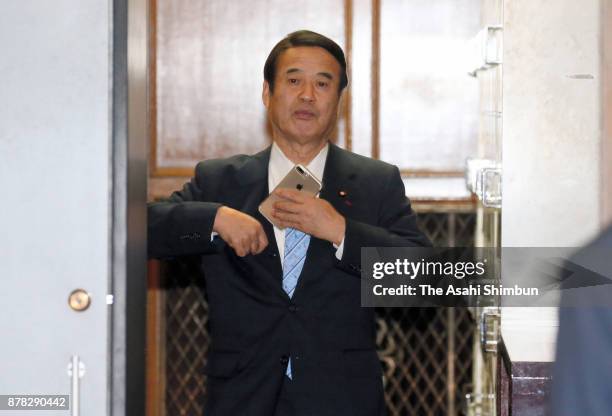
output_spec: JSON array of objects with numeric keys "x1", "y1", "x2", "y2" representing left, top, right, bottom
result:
[
  {"x1": 152, "y1": 0, "x2": 348, "y2": 176},
  {"x1": 148, "y1": 0, "x2": 481, "y2": 199},
  {"x1": 378, "y1": 0, "x2": 480, "y2": 173}
]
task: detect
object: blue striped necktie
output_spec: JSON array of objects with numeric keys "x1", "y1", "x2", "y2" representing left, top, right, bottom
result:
[{"x1": 282, "y1": 227, "x2": 310, "y2": 379}]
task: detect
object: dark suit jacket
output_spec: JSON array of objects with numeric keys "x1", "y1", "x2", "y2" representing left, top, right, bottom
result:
[
  {"x1": 551, "y1": 225, "x2": 612, "y2": 416},
  {"x1": 148, "y1": 143, "x2": 431, "y2": 416}
]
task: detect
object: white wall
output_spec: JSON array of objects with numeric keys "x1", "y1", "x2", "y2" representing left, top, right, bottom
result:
[{"x1": 501, "y1": 0, "x2": 602, "y2": 362}]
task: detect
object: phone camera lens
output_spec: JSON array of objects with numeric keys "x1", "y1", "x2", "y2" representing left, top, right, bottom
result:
[{"x1": 296, "y1": 184, "x2": 303, "y2": 190}]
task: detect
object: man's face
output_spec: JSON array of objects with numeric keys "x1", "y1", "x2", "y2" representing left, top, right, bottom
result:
[{"x1": 263, "y1": 46, "x2": 343, "y2": 145}]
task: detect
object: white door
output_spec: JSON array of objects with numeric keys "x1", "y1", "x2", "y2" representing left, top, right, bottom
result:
[{"x1": 0, "y1": 1, "x2": 147, "y2": 415}]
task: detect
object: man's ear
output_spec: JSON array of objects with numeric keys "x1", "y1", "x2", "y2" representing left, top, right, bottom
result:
[
  {"x1": 262, "y1": 80, "x2": 270, "y2": 109},
  {"x1": 336, "y1": 89, "x2": 345, "y2": 115}
]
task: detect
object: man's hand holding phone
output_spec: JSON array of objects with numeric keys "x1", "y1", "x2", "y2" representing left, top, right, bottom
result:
[{"x1": 271, "y1": 188, "x2": 346, "y2": 246}]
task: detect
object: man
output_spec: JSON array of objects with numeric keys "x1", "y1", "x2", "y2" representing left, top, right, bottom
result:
[
  {"x1": 148, "y1": 30, "x2": 431, "y2": 416},
  {"x1": 551, "y1": 225, "x2": 612, "y2": 415}
]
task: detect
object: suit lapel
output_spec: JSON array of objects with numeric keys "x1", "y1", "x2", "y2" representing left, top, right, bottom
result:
[
  {"x1": 291, "y1": 143, "x2": 358, "y2": 302},
  {"x1": 233, "y1": 147, "x2": 286, "y2": 299}
]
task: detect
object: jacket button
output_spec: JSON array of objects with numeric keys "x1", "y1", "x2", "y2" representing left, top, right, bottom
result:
[
  {"x1": 288, "y1": 304, "x2": 298, "y2": 313},
  {"x1": 280, "y1": 355, "x2": 289, "y2": 365}
]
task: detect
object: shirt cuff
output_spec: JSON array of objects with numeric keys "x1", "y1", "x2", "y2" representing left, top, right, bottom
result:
[
  {"x1": 333, "y1": 236, "x2": 345, "y2": 260},
  {"x1": 210, "y1": 231, "x2": 218, "y2": 241}
]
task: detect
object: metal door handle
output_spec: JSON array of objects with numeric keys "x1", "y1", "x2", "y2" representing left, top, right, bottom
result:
[
  {"x1": 67, "y1": 355, "x2": 85, "y2": 416},
  {"x1": 480, "y1": 308, "x2": 501, "y2": 353},
  {"x1": 465, "y1": 159, "x2": 502, "y2": 207},
  {"x1": 467, "y1": 25, "x2": 503, "y2": 77},
  {"x1": 480, "y1": 167, "x2": 502, "y2": 208}
]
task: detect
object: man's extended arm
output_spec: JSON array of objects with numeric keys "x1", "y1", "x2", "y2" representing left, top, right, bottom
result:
[
  {"x1": 148, "y1": 162, "x2": 268, "y2": 259},
  {"x1": 147, "y1": 162, "x2": 222, "y2": 259}
]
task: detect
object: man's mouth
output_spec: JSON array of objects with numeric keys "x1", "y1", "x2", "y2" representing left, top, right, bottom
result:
[{"x1": 294, "y1": 110, "x2": 316, "y2": 120}]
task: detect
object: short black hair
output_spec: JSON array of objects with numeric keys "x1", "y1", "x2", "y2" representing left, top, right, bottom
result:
[{"x1": 264, "y1": 30, "x2": 348, "y2": 94}]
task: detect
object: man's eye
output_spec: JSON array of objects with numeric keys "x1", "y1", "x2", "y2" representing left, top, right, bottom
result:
[
  {"x1": 288, "y1": 78, "x2": 299, "y2": 84},
  {"x1": 317, "y1": 81, "x2": 329, "y2": 88}
]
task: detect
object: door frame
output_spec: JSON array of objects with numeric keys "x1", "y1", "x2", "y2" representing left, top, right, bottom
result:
[{"x1": 110, "y1": 0, "x2": 149, "y2": 414}]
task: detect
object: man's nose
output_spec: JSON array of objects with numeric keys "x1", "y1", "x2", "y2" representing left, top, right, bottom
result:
[{"x1": 299, "y1": 83, "x2": 315, "y2": 102}]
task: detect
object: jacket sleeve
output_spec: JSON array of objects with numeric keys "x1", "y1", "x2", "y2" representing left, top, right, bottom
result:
[
  {"x1": 147, "y1": 162, "x2": 223, "y2": 259},
  {"x1": 336, "y1": 165, "x2": 432, "y2": 276}
]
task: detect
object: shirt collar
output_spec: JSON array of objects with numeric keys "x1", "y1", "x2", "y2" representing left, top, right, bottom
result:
[{"x1": 269, "y1": 141, "x2": 329, "y2": 184}]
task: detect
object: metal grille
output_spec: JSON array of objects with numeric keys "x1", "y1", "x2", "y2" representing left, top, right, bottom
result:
[
  {"x1": 164, "y1": 257, "x2": 211, "y2": 416},
  {"x1": 163, "y1": 211, "x2": 476, "y2": 416},
  {"x1": 376, "y1": 306, "x2": 474, "y2": 416}
]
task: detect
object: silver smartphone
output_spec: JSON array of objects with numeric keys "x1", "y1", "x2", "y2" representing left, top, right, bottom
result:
[{"x1": 258, "y1": 164, "x2": 322, "y2": 229}]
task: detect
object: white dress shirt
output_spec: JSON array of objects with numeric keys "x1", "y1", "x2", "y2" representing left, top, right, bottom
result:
[{"x1": 268, "y1": 142, "x2": 345, "y2": 266}]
